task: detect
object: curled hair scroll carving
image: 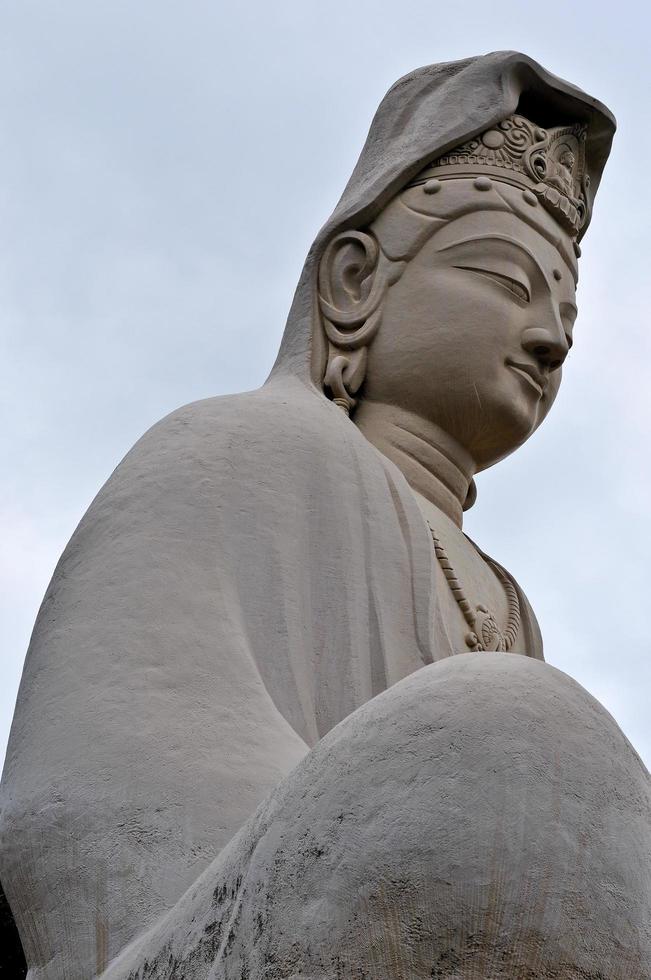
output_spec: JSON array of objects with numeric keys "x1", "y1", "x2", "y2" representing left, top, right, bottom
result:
[{"x1": 318, "y1": 230, "x2": 404, "y2": 414}]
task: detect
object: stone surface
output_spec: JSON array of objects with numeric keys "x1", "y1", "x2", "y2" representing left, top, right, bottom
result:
[
  {"x1": 104, "y1": 654, "x2": 651, "y2": 980},
  {"x1": 0, "y1": 50, "x2": 633, "y2": 980}
]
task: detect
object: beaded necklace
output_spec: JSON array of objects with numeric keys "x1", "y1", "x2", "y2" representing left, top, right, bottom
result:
[{"x1": 428, "y1": 524, "x2": 520, "y2": 652}]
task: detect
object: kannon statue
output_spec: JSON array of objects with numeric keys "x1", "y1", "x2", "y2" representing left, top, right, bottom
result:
[{"x1": 1, "y1": 51, "x2": 650, "y2": 980}]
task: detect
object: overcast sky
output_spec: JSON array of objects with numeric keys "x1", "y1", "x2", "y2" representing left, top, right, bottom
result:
[{"x1": 1, "y1": 0, "x2": 649, "y2": 771}]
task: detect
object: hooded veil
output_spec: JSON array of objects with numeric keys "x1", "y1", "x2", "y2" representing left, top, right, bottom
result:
[{"x1": 0, "y1": 52, "x2": 615, "y2": 980}]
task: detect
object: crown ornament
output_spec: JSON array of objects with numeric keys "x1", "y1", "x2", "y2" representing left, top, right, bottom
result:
[{"x1": 411, "y1": 114, "x2": 590, "y2": 237}]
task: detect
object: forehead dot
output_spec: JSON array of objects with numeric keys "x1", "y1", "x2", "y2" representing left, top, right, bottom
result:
[
  {"x1": 553, "y1": 269, "x2": 562, "y2": 281},
  {"x1": 474, "y1": 176, "x2": 493, "y2": 191},
  {"x1": 482, "y1": 129, "x2": 505, "y2": 149}
]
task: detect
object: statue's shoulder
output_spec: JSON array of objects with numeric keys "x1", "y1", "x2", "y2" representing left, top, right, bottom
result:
[
  {"x1": 144, "y1": 379, "x2": 339, "y2": 445},
  {"x1": 137, "y1": 385, "x2": 295, "y2": 447},
  {"x1": 107, "y1": 381, "x2": 356, "y2": 497},
  {"x1": 49, "y1": 384, "x2": 359, "y2": 604}
]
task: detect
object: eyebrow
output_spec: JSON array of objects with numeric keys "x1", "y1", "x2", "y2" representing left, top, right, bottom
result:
[{"x1": 435, "y1": 233, "x2": 579, "y2": 287}]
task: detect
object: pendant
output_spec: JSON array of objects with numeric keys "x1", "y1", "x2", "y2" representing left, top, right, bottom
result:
[{"x1": 465, "y1": 604, "x2": 507, "y2": 652}]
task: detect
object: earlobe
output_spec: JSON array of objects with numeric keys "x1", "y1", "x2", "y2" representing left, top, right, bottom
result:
[
  {"x1": 318, "y1": 230, "x2": 403, "y2": 414},
  {"x1": 324, "y1": 350, "x2": 368, "y2": 414}
]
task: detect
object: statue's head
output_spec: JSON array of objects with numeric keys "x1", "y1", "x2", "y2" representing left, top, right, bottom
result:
[
  {"x1": 319, "y1": 115, "x2": 589, "y2": 470},
  {"x1": 269, "y1": 53, "x2": 614, "y2": 485}
]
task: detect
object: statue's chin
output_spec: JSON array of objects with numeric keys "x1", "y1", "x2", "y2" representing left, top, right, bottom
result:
[{"x1": 455, "y1": 396, "x2": 545, "y2": 471}]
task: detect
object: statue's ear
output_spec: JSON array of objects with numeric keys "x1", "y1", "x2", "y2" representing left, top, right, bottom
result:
[
  {"x1": 319, "y1": 231, "x2": 380, "y2": 318},
  {"x1": 318, "y1": 231, "x2": 402, "y2": 414}
]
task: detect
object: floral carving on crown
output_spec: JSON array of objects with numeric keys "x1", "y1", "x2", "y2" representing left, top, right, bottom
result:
[{"x1": 414, "y1": 114, "x2": 590, "y2": 236}]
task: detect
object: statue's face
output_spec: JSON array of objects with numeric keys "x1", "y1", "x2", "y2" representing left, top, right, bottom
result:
[{"x1": 363, "y1": 206, "x2": 578, "y2": 469}]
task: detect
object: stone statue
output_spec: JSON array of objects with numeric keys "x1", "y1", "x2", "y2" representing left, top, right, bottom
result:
[{"x1": 1, "y1": 51, "x2": 650, "y2": 979}]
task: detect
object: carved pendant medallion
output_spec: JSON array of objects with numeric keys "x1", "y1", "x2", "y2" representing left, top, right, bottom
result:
[{"x1": 466, "y1": 604, "x2": 508, "y2": 652}]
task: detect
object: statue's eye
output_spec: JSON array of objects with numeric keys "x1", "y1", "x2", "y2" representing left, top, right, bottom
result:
[{"x1": 454, "y1": 265, "x2": 531, "y2": 303}]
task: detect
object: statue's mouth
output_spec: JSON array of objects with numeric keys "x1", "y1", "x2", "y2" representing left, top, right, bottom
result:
[{"x1": 505, "y1": 359, "x2": 546, "y2": 398}]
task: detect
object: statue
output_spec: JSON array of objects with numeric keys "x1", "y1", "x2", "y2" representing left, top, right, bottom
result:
[{"x1": 1, "y1": 51, "x2": 649, "y2": 979}]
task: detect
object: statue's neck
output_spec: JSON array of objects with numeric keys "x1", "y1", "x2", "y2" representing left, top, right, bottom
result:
[{"x1": 354, "y1": 401, "x2": 476, "y2": 528}]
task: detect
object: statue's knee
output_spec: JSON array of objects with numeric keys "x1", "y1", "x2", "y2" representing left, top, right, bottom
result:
[
  {"x1": 101, "y1": 654, "x2": 651, "y2": 979},
  {"x1": 248, "y1": 654, "x2": 651, "y2": 977}
]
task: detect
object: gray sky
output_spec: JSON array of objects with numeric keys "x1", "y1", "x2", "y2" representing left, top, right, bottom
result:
[{"x1": 1, "y1": 0, "x2": 649, "y2": 770}]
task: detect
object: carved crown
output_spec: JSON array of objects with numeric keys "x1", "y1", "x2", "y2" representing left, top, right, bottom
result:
[{"x1": 412, "y1": 114, "x2": 589, "y2": 236}]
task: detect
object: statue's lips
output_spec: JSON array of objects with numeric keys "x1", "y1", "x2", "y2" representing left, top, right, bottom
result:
[{"x1": 505, "y1": 359, "x2": 546, "y2": 397}]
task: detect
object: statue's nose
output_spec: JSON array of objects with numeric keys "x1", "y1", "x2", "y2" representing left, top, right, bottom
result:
[{"x1": 520, "y1": 324, "x2": 570, "y2": 372}]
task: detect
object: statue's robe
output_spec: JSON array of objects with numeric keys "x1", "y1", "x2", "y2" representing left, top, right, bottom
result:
[
  {"x1": 0, "y1": 379, "x2": 543, "y2": 979},
  {"x1": 0, "y1": 51, "x2": 616, "y2": 980}
]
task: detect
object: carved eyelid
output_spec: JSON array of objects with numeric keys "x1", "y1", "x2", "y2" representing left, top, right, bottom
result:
[
  {"x1": 560, "y1": 301, "x2": 578, "y2": 322},
  {"x1": 453, "y1": 264, "x2": 531, "y2": 303}
]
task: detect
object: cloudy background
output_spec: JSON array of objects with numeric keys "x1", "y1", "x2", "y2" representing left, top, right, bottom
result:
[{"x1": 1, "y1": 1, "x2": 649, "y2": 769}]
